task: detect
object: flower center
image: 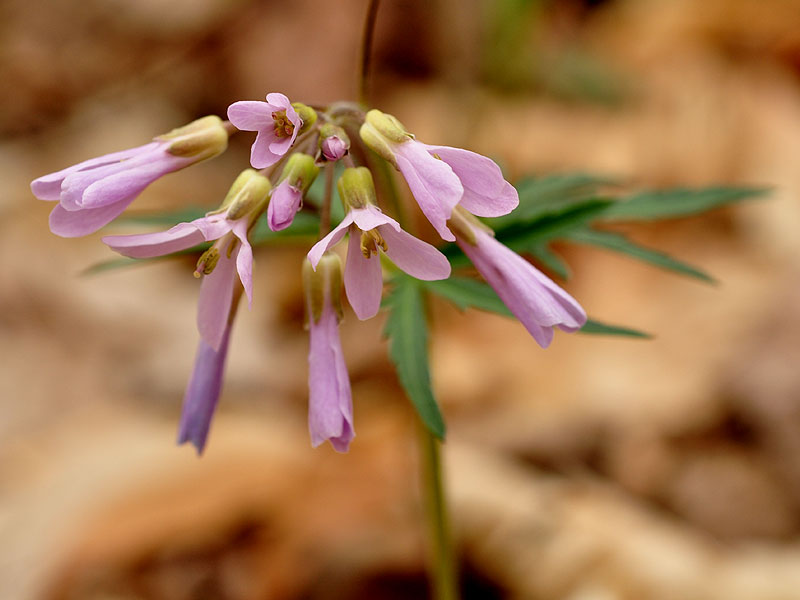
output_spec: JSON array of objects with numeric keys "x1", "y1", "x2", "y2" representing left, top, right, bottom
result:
[
  {"x1": 360, "y1": 229, "x2": 387, "y2": 258},
  {"x1": 272, "y1": 110, "x2": 295, "y2": 138}
]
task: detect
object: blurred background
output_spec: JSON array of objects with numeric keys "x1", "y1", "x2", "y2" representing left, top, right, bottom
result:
[{"x1": 3, "y1": 0, "x2": 800, "y2": 598}]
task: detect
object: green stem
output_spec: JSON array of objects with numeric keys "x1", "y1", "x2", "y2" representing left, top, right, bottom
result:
[
  {"x1": 358, "y1": 0, "x2": 381, "y2": 104},
  {"x1": 319, "y1": 163, "x2": 334, "y2": 238},
  {"x1": 419, "y1": 424, "x2": 458, "y2": 600}
]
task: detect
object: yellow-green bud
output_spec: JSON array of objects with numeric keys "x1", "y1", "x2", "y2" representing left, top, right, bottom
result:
[
  {"x1": 278, "y1": 153, "x2": 319, "y2": 192},
  {"x1": 292, "y1": 102, "x2": 318, "y2": 135},
  {"x1": 364, "y1": 109, "x2": 411, "y2": 143},
  {"x1": 337, "y1": 167, "x2": 377, "y2": 210},
  {"x1": 448, "y1": 206, "x2": 493, "y2": 245},
  {"x1": 224, "y1": 169, "x2": 272, "y2": 221},
  {"x1": 303, "y1": 254, "x2": 344, "y2": 325},
  {"x1": 159, "y1": 115, "x2": 229, "y2": 160}
]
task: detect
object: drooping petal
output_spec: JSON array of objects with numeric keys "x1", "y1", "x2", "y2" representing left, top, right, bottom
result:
[
  {"x1": 177, "y1": 323, "x2": 232, "y2": 454},
  {"x1": 226, "y1": 101, "x2": 274, "y2": 131},
  {"x1": 229, "y1": 219, "x2": 254, "y2": 307},
  {"x1": 78, "y1": 152, "x2": 184, "y2": 210},
  {"x1": 267, "y1": 180, "x2": 302, "y2": 231},
  {"x1": 30, "y1": 142, "x2": 160, "y2": 201},
  {"x1": 48, "y1": 199, "x2": 136, "y2": 238},
  {"x1": 344, "y1": 229, "x2": 383, "y2": 320},
  {"x1": 394, "y1": 140, "x2": 463, "y2": 241},
  {"x1": 307, "y1": 212, "x2": 355, "y2": 268},
  {"x1": 102, "y1": 222, "x2": 205, "y2": 258},
  {"x1": 197, "y1": 246, "x2": 239, "y2": 351},
  {"x1": 308, "y1": 299, "x2": 354, "y2": 452},
  {"x1": 425, "y1": 145, "x2": 519, "y2": 217},
  {"x1": 378, "y1": 224, "x2": 451, "y2": 281},
  {"x1": 458, "y1": 227, "x2": 586, "y2": 348},
  {"x1": 349, "y1": 204, "x2": 399, "y2": 232}
]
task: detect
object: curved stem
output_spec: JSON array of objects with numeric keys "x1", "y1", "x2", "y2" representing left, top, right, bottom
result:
[
  {"x1": 419, "y1": 425, "x2": 458, "y2": 600},
  {"x1": 320, "y1": 163, "x2": 334, "y2": 238},
  {"x1": 358, "y1": 0, "x2": 381, "y2": 105}
]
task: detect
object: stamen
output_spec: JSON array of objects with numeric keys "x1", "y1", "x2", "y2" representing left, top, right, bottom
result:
[
  {"x1": 272, "y1": 110, "x2": 295, "y2": 139},
  {"x1": 360, "y1": 229, "x2": 387, "y2": 258},
  {"x1": 194, "y1": 247, "x2": 220, "y2": 278}
]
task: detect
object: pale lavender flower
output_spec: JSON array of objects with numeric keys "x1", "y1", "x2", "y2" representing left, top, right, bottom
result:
[
  {"x1": 452, "y1": 211, "x2": 586, "y2": 348},
  {"x1": 304, "y1": 255, "x2": 354, "y2": 452},
  {"x1": 267, "y1": 153, "x2": 318, "y2": 232},
  {"x1": 360, "y1": 109, "x2": 519, "y2": 241},
  {"x1": 178, "y1": 322, "x2": 232, "y2": 454},
  {"x1": 31, "y1": 116, "x2": 229, "y2": 238},
  {"x1": 227, "y1": 92, "x2": 302, "y2": 169},
  {"x1": 102, "y1": 169, "x2": 271, "y2": 350},
  {"x1": 308, "y1": 205, "x2": 451, "y2": 320}
]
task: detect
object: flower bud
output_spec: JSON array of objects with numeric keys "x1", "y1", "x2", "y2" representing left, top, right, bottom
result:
[
  {"x1": 337, "y1": 167, "x2": 377, "y2": 211},
  {"x1": 318, "y1": 123, "x2": 350, "y2": 162},
  {"x1": 292, "y1": 102, "x2": 318, "y2": 135},
  {"x1": 277, "y1": 153, "x2": 319, "y2": 193},
  {"x1": 224, "y1": 169, "x2": 272, "y2": 221},
  {"x1": 159, "y1": 115, "x2": 229, "y2": 160},
  {"x1": 303, "y1": 253, "x2": 344, "y2": 325}
]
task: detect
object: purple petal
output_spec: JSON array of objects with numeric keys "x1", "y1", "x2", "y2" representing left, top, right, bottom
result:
[
  {"x1": 177, "y1": 323, "x2": 232, "y2": 454},
  {"x1": 250, "y1": 130, "x2": 281, "y2": 169},
  {"x1": 394, "y1": 141, "x2": 463, "y2": 241},
  {"x1": 378, "y1": 225, "x2": 451, "y2": 281},
  {"x1": 307, "y1": 213, "x2": 355, "y2": 268},
  {"x1": 197, "y1": 246, "x2": 238, "y2": 351},
  {"x1": 344, "y1": 230, "x2": 383, "y2": 320},
  {"x1": 48, "y1": 199, "x2": 134, "y2": 238},
  {"x1": 102, "y1": 222, "x2": 205, "y2": 258},
  {"x1": 226, "y1": 101, "x2": 273, "y2": 131},
  {"x1": 267, "y1": 180, "x2": 302, "y2": 231},
  {"x1": 321, "y1": 136, "x2": 348, "y2": 161},
  {"x1": 308, "y1": 299, "x2": 354, "y2": 452},
  {"x1": 459, "y1": 228, "x2": 586, "y2": 347},
  {"x1": 350, "y1": 204, "x2": 398, "y2": 232},
  {"x1": 265, "y1": 92, "x2": 291, "y2": 111},
  {"x1": 230, "y1": 219, "x2": 254, "y2": 307},
  {"x1": 30, "y1": 142, "x2": 160, "y2": 201},
  {"x1": 425, "y1": 145, "x2": 519, "y2": 217}
]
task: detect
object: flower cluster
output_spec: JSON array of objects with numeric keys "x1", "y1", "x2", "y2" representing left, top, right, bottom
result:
[{"x1": 31, "y1": 92, "x2": 586, "y2": 454}]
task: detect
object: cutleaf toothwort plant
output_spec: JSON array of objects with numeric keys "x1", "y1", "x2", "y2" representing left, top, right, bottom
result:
[{"x1": 31, "y1": 94, "x2": 589, "y2": 453}]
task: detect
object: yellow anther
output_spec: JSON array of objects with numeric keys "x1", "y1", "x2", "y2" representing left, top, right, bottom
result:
[
  {"x1": 194, "y1": 247, "x2": 220, "y2": 277},
  {"x1": 360, "y1": 229, "x2": 387, "y2": 258},
  {"x1": 272, "y1": 110, "x2": 295, "y2": 138}
]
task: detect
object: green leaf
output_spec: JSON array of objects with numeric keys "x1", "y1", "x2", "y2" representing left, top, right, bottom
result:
[
  {"x1": 424, "y1": 276, "x2": 513, "y2": 317},
  {"x1": 528, "y1": 244, "x2": 570, "y2": 280},
  {"x1": 425, "y1": 277, "x2": 649, "y2": 340},
  {"x1": 384, "y1": 276, "x2": 446, "y2": 439},
  {"x1": 580, "y1": 319, "x2": 651, "y2": 338},
  {"x1": 113, "y1": 207, "x2": 208, "y2": 226},
  {"x1": 567, "y1": 228, "x2": 713, "y2": 282},
  {"x1": 492, "y1": 173, "x2": 617, "y2": 227},
  {"x1": 601, "y1": 186, "x2": 768, "y2": 221},
  {"x1": 495, "y1": 198, "x2": 615, "y2": 250}
]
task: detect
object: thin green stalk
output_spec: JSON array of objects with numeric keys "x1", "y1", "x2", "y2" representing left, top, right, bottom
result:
[
  {"x1": 358, "y1": 0, "x2": 381, "y2": 104},
  {"x1": 419, "y1": 424, "x2": 458, "y2": 600},
  {"x1": 320, "y1": 163, "x2": 334, "y2": 237}
]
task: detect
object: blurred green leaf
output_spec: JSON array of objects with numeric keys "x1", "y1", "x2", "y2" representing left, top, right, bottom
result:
[
  {"x1": 580, "y1": 319, "x2": 651, "y2": 338},
  {"x1": 528, "y1": 244, "x2": 570, "y2": 280},
  {"x1": 567, "y1": 228, "x2": 713, "y2": 282},
  {"x1": 113, "y1": 207, "x2": 208, "y2": 226},
  {"x1": 601, "y1": 186, "x2": 768, "y2": 221},
  {"x1": 424, "y1": 277, "x2": 647, "y2": 340},
  {"x1": 384, "y1": 276, "x2": 445, "y2": 439}
]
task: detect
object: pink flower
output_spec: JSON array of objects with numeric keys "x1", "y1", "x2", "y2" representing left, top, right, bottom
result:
[
  {"x1": 303, "y1": 255, "x2": 354, "y2": 452},
  {"x1": 31, "y1": 116, "x2": 229, "y2": 238},
  {"x1": 267, "y1": 153, "x2": 319, "y2": 232},
  {"x1": 178, "y1": 321, "x2": 233, "y2": 454},
  {"x1": 360, "y1": 109, "x2": 519, "y2": 241},
  {"x1": 227, "y1": 92, "x2": 303, "y2": 169},
  {"x1": 452, "y1": 211, "x2": 586, "y2": 348},
  {"x1": 308, "y1": 188, "x2": 451, "y2": 320},
  {"x1": 102, "y1": 169, "x2": 271, "y2": 350}
]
